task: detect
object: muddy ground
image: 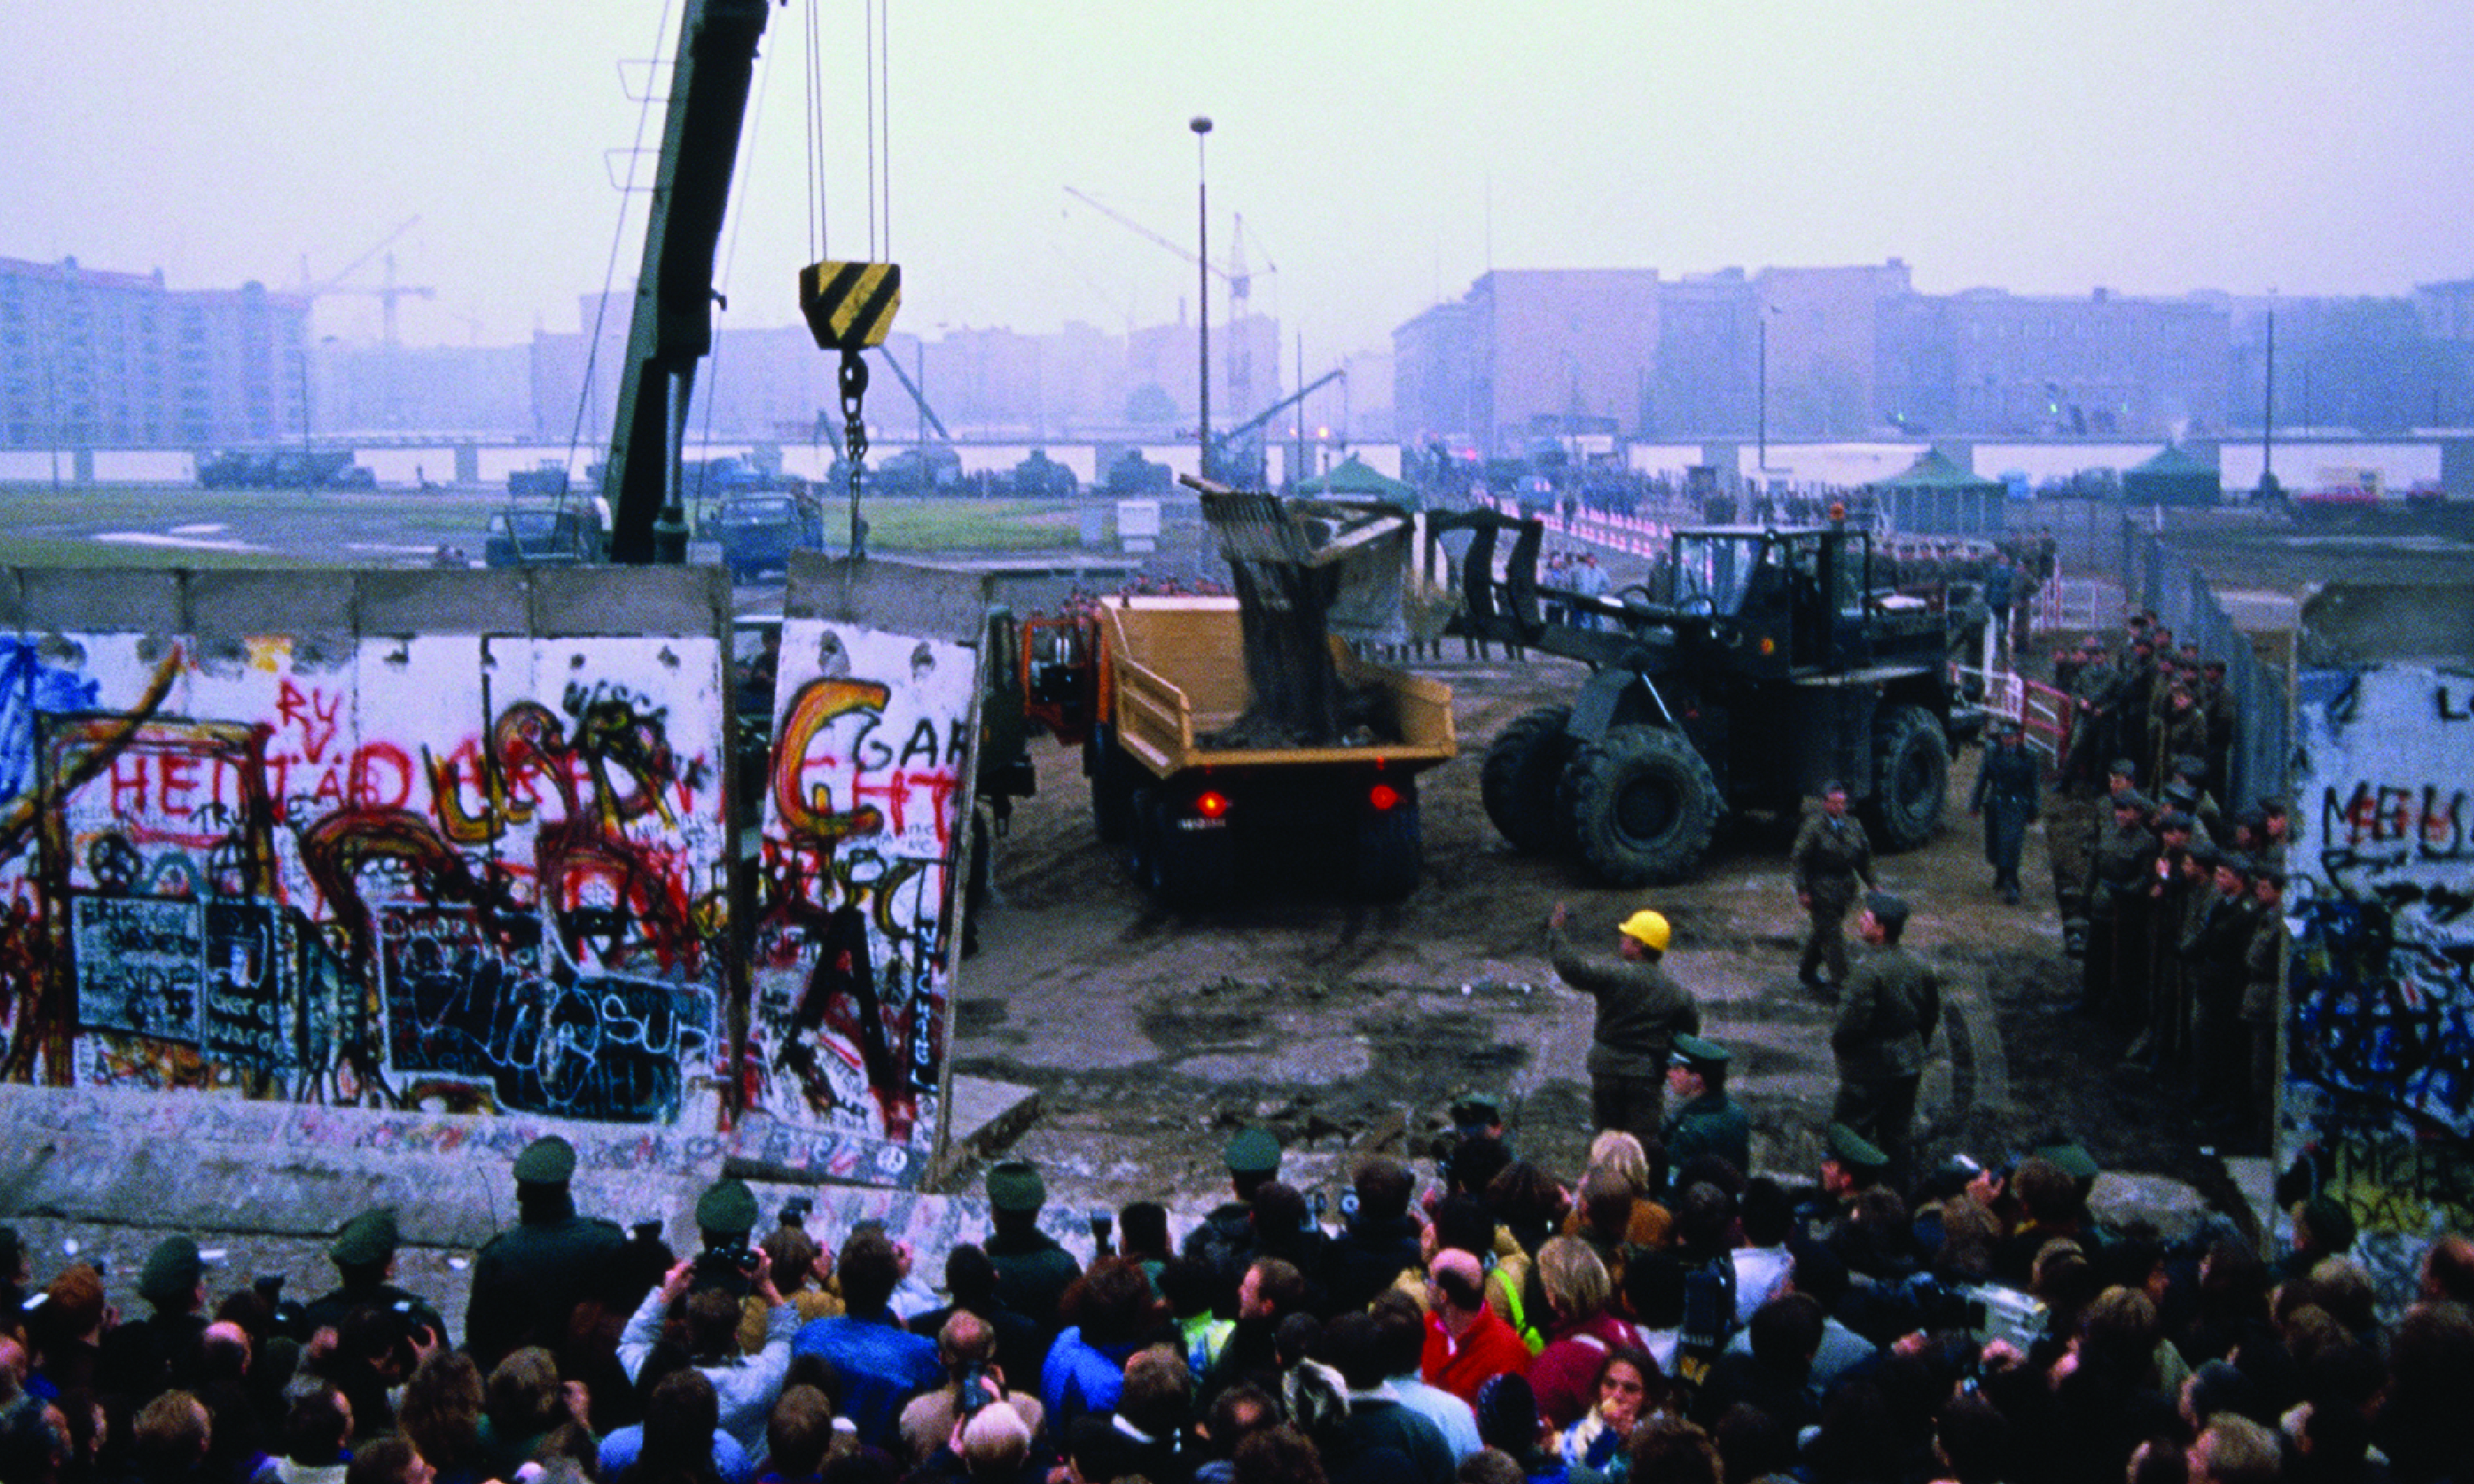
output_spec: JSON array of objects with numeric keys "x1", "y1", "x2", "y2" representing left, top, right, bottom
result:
[{"x1": 956, "y1": 651, "x2": 2252, "y2": 1229}]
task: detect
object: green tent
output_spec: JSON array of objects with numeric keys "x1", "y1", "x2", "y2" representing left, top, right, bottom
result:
[
  {"x1": 2121, "y1": 444, "x2": 2221, "y2": 507},
  {"x1": 1871, "y1": 449, "x2": 2005, "y2": 533},
  {"x1": 1294, "y1": 454, "x2": 1419, "y2": 507}
]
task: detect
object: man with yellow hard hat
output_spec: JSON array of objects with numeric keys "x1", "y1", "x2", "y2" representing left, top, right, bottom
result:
[{"x1": 1548, "y1": 901, "x2": 1703, "y2": 1144}]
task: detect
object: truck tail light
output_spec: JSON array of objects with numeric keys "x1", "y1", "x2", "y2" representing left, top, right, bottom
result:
[
  {"x1": 1195, "y1": 790, "x2": 1230, "y2": 820},
  {"x1": 1368, "y1": 784, "x2": 1401, "y2": 812}
]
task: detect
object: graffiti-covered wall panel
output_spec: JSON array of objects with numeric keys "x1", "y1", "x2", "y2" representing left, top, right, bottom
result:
[
  {"x1": 0, "y1": 569, "x2": 733, "y2": 1127},
  {"x1": 749, "y1": 600, "x2": 985, "y2": 1185},
  {"x1": 2288, "y1": 661, "x2": 2474, "y2": 1288}
]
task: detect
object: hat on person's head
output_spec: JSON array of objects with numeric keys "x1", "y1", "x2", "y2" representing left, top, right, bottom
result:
[
  {"x1": 1223, "y1": 1127, "x2": 1282, "y2": 1177},
  {"x1": 513, "y1": 1135, "x2": 577, "y2": 1185},
  {"x1": 330, "y1": 1206, "x2": 400, "y2": 1269},
  {"x1": 2216, "y1": 851, "x2": 2255, "y2": 880},
  {"x1": 695, "y1": 1178, "x2": 759, "y2": 1236},
  {"x1": 2184, "y1": 841, "x2": 2223, "y2": 870},
  {"x1": 2031, "y1": 1140, "x2": 2101, "y2": 1183},
  {"x1": 986, "y1": 1159, "x2": 1046, "y2": 1214},
  {"x1": 1450, "y1": 1093, "x2": 1503, "y2": 1131},
  {"x1": 2113, "y1": 791, "x2": 2153, "y2": 814},
  {"x1": 1826, "y1": 1124, "x2": 1891, "y2": 1178},
  {"x1": 2173, "y1": 755, "x2": 2207, "y2": 783},
  {"x1": 2301, "y1": 1195, "x2": 2356, "y2": 1254},
  {"x1": 2156, "y1": 810, "x2": 2196, "y2": 836},
  {"x1": 1619, "y1": 909, "x2": 1671, "y2": 952},
  {"x1": 2187, "y1": 1359, "x2": 2263, "y2": 1427},
  {"x1": 1670, "y1": 1034, "x2": 1731, "y2": 1071},
  {"x1": 1863, "y1": 892, "x2": 1910, "y2": 934},
  {"x1": 2107, "y1": 758, "x2": 2138, "y2": 779},
  {"x1": 1819, "y1": 779, "x2": 1849, "y2": 799},
  {"x1": 138, "y1": 1235, "x2": 204, "y2": 1305},
  {"x1": 2163, "y1": 781, "x2": 2198, "y2": 810},
  {"x1": 2252, "y1": 864, "x2": 2286, "y2": 888}
]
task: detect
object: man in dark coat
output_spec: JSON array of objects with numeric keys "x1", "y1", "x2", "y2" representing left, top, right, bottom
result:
[
  {"x1": 464, "y1": 1135, "x2": 627, "y2": 1372},
  {"x1": 1970, "y1": 720, "x2": 2041, "y2": 904},
  {"x1": 2083, "y1": 791, "x2": 2157, "y2": 1020},
  {"x1": 1182, "y1": 1128, "x2": 1280, "y2": 1320},
  {"x1": 1791, "y1": 782, "x2": 1875, "y2": 993},
  {"x1": 299, "y1": 1206, "x2": 447, "y2": 1349},
  {"x1": 1830, "y1": 893, "x2": 1941, "y2": 1193},
  {"x1": 1549, "y1": 901, "x2": 1701, "y2": 1143},
  {"x1": 981, "y1": 1159, "x2": 1080, "y2": 1364}
]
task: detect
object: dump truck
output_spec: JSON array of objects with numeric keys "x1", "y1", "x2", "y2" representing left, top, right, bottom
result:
[
  {"x1": 1028, "y1": 595, "x2": 1454, "y2": 904},
  {"x1": 1023, "y1": 485, "x2": 1457, "y2": 904}
]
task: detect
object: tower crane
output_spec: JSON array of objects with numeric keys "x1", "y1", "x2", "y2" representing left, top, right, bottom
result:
[
  {"x1": 1062, "y1": 186, "x2": 1271, "y2": 422},
  {"x1": 295, "y1": 216, "x2": 435, "y2": 344}
]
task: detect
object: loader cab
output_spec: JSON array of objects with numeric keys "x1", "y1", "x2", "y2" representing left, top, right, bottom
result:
[{"x1": 1670, "y1": 526, "x2": 1873, "y2": 674}]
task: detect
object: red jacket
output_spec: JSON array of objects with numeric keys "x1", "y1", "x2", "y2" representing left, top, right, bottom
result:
[{"x1": 1422, "y1": 1303, "x2": 1534, "y2": 1409}]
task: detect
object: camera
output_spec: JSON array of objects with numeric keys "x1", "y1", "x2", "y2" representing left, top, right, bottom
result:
[
  {"x1": 780, "y1": 1197, "x2": 814, "y2": 1228},
  {"x1": 957, "y1": 1361, "x2": 996, "y2": 1419},
  {"x1": 1305, "y1": 1191, "x2": 1328, "y2": 1231},
  {"x1": 1340, "y1": 1190, "x2": 1361, "y2": 1220},
  {"x1": 1088, "y1": 1213, "x2": 1113, "y2": 1254},
  {"x1": 689, "y1": 1239, "x2": 762, "y2": 1296}
]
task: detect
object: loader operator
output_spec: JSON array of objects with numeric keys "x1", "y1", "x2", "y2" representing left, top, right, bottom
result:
[{"x1": 1548, "y1": 901, "x2": 1702, "y2": 1145}]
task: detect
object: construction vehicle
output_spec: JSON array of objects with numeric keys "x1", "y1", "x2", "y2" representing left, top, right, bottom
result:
[
  {"x1": 1450, "y1": 511, "x2": 1978, "y2": 886},
  {"x1": 1022, "y1": 487, "x2": 1457, "y2": 905}
]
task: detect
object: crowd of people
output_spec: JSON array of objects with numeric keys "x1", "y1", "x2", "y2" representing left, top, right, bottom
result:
[
  {"x1": 6, "y1": 1080, "x2": 2460, "y2": 1484},
  {"x1": 2038, "y1": 612, "x2": 2281, "y2": 1153}
]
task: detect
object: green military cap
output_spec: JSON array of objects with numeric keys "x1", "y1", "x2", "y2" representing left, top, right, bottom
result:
[
  {"x1": 986, "y1": 1159, "x2": 1046, "y2": 1214},
  {"x1": 138, "y1": 1235, "x2": 204, "y2": 1305},
  {"x1": 2172, "y1": 755, "x2": 2207, "y2": 782},
  {"x1": 1670, "y1": 1034, "x2": 1731, "y2": 1069},
  {"x1": 2184, "y1": 841, "x2": 2222, "y2": 870},
  {"x1": 1826, "y1": 1124, "x2": 1891, "y2": 1175},
  {"x1": 330, "y1": 1206, "x2": 401, "y2": 1268},
  {"x1": 2216, "y1": 851, "x2": 2255, "y2": 879},
  {"x1": 2156, "y1": 810, "x2": 2197, "y2": 835},
  {"x1": 695, "y1": 1178, "x2": 759, "y2": 1235},
  {"x1": 2112, "y1": 791, "x2": 2153, "y2": 814},
  {"x1": 2032, "y1": 1140, "x2": 2101, "y2": 1182},
  {"x1": 2107, "y1": 757, "x2": 2138, "y2": 778},
  {"x1": 2162, "y1": 781, "x2": 2199, "y2": 809},
  {"x1": 1450, "y1": 1093, "x2": 1503, "y2": 1129},
  {"x1": 1222, "y1": 1128, "x2": 1282, "y2": 1177},
  {"x1": 513, "y1": 1135, "x2": 577, "y2": 1184}
]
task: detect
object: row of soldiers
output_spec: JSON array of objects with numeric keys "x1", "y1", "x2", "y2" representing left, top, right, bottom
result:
[
  {"x1": 2080, "y1": 750, "x2": 2291, "y2": 1151},
  {"x1": 2054, "y1": 613, "x2": 2241, "y2": 795}
]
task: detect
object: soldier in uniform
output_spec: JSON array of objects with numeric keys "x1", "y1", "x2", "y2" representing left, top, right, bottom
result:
[
  {"x1": 1791, "y1": 782, "x2": 1875, "y2": 995},
  {"x1": 1183, "y1": 1128, "x2": 1282, "y2": 1320},
  {"x1": 1662, "y1": 1034, "x2": 1751, "y2": 1181},
  {"x1": 1549, "y1": 901, "x2": 1701, "y2": 1144},
  {"x1": 981, "y1": 1159, "x2": 1081, "y2": 1356},
  {"x1": 299, "y1": 1207, "x2": 446, "y2": 1349},
  {"x1": 2184, "y1": 853, "x2": 2260, "y2": 1131},
  {"x1": 2083, "y1": 791, "x2": 2156, "y2": 1021},
  {"x1": 2200, "y1": 659, "x2": 2237, "y2": 798},
  {"x1": 1830, "y1": 893, "x2": 1941, "y2": 1193},
  {"x1": 1969, "y1": 720, "x2": 2041, "y2": 904},
  {"x1": 2242, "y1": 867, "x2": 2289, "y2": 1152},
  {"x1": 464, "y1": 1135, "x2": 628, "y2": 1372},
  {"x1": 2126, "y1": 821, "x2": 2203, "y2": 1071}
]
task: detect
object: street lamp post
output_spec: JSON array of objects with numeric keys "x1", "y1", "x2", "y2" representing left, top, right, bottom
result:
[
  {"x1": 1191, "y1": 115, "x2": 1213, "y2": 483},
  {"x1": 1756, "y1": 309, "x2": 1769, "y2": 482}
]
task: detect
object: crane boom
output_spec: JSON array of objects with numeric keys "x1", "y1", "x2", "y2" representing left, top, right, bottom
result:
[
  {"x1": 1062, "y1": 186, "x2": 1249, "y2": 297},
  {"x1": 1214, "y1": 368, "x2": 1344, "y2": 450},
  {"x1": 606, "y1": 0, "x2": 772, "y2": 564}
]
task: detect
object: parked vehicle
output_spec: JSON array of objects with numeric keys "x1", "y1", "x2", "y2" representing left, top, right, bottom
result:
[{"x1": 701, "y1": 492, "x2": 823, "y2": 582}]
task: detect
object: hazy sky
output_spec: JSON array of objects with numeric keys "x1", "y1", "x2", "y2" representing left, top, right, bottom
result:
[{"x1": 8, "y1": 2, "x2": 2471, "y2": 367}]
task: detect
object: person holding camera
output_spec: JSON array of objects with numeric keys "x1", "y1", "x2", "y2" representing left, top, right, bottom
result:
[
  {"x1": 899, "y1": 1309, "x2": 1048, "y2": 1469},
  {"x1": 619, "y1": 1182, "x2": 797, "y2": 1457}
]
